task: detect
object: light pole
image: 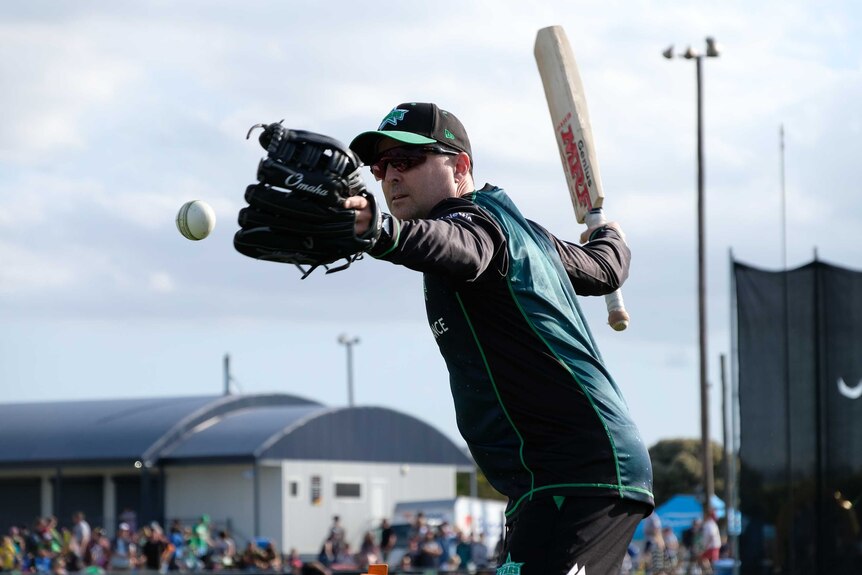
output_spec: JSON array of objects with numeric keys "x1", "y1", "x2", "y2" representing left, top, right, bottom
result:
[
  {"x1": 664, "y1": 38, "x2": 720, "y2": 514},
  {"x1": 337, "y1": 334, "x2": 360, "y2": 407}
]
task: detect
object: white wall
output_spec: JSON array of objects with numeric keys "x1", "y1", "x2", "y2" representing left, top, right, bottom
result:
[
  {"x1": 279, "y1": 460, "x2": 458, "y2": 556},
  {"x1": 164, "y1": 464, "x2": 258, "y2": 543},
  {"x1": 5, "y1": 459, "x2": 462, "y2": 557}
]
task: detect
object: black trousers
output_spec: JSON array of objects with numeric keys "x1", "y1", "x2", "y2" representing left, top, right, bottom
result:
[{"x1": 497, "y1": 495, "x2": 650, "y2": 575}]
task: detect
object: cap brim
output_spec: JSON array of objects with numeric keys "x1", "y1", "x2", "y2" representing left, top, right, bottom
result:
[{"x1": 349, "y1": 130, "x2": 437, "y2": 164}]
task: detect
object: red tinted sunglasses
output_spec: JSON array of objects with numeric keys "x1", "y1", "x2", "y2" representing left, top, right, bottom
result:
[{"x1": 370, "y1": 145, "x2": 459, "y2": 181}]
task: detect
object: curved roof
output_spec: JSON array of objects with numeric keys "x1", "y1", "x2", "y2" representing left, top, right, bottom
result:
[{"x1": 0, "y1": 394, "x2": 471, "y2": 469}]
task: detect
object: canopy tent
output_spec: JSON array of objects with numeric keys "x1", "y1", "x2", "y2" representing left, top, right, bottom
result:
[{"x1": 632, "y1": 494, "x2": 725, "y2": 541}]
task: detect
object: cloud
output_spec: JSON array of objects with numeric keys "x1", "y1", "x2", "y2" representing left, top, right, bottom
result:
[{"x1": 2, "y1": 0, "x2": 862, "y2": 446}]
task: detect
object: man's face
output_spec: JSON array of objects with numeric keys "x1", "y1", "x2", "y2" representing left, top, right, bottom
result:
[{"x1": 371, "y1": 144, "x2": 461, "y2": 220}]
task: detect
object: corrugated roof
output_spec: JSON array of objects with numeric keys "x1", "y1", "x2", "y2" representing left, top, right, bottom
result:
[
  {"x1": 0, "y1": 394, "x2": 471, "y2": 469},
  {"x1": 159, "y1": 404, "x2": 327, "y2": 460}
]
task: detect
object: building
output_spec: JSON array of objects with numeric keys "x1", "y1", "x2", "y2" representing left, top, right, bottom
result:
[{"x1": 0, "y1": 393, "x2": 473, "y2": 554}]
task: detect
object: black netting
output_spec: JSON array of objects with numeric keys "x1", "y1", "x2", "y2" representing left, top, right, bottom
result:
[{"x1": 735, "y1": 261, "x2": 862, "y2": 575}]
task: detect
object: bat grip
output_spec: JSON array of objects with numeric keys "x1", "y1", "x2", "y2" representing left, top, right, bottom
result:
[{"x1": 585, "y1": 208, "x2": 630, "y2": 331}]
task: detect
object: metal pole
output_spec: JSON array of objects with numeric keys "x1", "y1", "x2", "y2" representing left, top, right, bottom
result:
[
  {"x1": 666, "y1": 40, "x2": 719, "y2": 514},
  {"x1": 780, "y1": 125, "x2": 787, "y2": 270},
  {"x1": 347, "y1": 343, "x2": 355, "y2": 407},
  {"x1": 338, "y1": 335, "x2": 360, "y2": 407},
  {"x1": 224, "y1": 354, "x2": 231, "y2": 396},
  {"x1": 696, "y1": 54, "x2": 715, "y2": 514}
]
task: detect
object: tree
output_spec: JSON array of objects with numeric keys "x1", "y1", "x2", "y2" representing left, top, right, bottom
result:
[
  {"x1": 457, "y1": 438, "x2": 728, "y2": 507},
  {"x1": 456, "y1": 469, "x2": 506, "y2": 501},
  {"x1": 649, "y1": 438, "x2": 726, "y2": 506}
]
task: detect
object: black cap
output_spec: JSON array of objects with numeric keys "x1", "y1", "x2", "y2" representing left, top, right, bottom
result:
[{"x1": 350, "y1": 102, "x2": 472, "y2": 165}]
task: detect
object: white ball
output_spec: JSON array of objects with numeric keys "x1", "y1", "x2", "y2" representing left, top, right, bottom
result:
[{"x1": 176, "y1": 200, "x2": 216, "y2": 241}]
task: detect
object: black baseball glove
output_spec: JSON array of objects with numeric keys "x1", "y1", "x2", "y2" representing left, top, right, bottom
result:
[{"x1": 234, "y1": 122, "x2": 381, "y2": 278}]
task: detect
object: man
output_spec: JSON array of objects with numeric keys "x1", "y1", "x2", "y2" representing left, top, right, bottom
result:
[
  {"x1": 345, "y1": 102, "x2": 654, "y2": 575},
  {"x1": 378, "y1": 518, "x2": 396, "y2": 562},
  {"x1": 110, "y1": 522, "x2": 137, "y2": 570},
  {"x1": 346, "y1": 103, "x2": 653, "y2": 575},
  {"x1": 71, "y1": 512, "x2": 91, "y2": 566},
  {"x1": 700, "y1": 509, "x2": 722, "y2": 574}
]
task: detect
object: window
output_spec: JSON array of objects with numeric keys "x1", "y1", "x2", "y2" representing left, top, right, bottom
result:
[
  {"x1": 311, "y1": 475, "x2": 322, "y2": 505},
  {"x1": 334, "y1": 482, "x2": 361, "y2": 498}
]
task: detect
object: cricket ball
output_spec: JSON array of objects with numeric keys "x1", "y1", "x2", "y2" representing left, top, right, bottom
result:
[{"x1": 176, "y1": 200, "x2": 216, "y2": 241}]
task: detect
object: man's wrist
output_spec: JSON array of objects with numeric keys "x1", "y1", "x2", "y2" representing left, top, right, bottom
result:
[{"x1": 369, "y1": 213, "x2": 401, "y2": 258}]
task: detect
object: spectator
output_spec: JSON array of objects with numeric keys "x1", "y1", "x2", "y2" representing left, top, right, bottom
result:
[
  {"x1": 9, "y1": 527, "x2": 26, "y2": 566},
  {"x1": 642, "y1": 527, "x2": 667, "y2": 575},
  {"x1": 378, "y1": 519, "x2": 396, "y2": 562},
  {"x1": 471, "y1": 533, "x2": 489, "y2": 570},
  {"x1": 410, "y1": 512, "x2": 429, "y2": 540},
  {"x1": 333, "y1": 541, "x2": 355, "y2": 569},
  {"x1": 662, "y1": 526, "x2": 680, "y2": 573},
  {"x1": 621, "y1": 542, "x2": 639, "y2": 575},
  {"x1": 211, "y1": 529, "x2": 237, "y2": 570},
  {"x1": 71, "y1": 512, "x2": 91, "y2": 566},
  {"x1": 326, "y1": 516, "x2": 345, "y2": 558},
  {"x1": 259, "y1": 539, "x2": 282, "y2": 572},
  {"x1": 1, "y1": 535, "x2": 19, "y2": 571},
  {"x1": 109, "y1": 522, "x2": 137, "y2": 571},
  {"x1": 239, "y1": 540, "x2": 266, "y2": 571},
  {"x1": 414, "y1": 530, "x2": 443, "y2": 568},
  {"x1": 400, "y1": 537, "x2": 420, "y2": 571},
  {"x1": 34, "y1": 547, "x2": 53, "y2": 574},
  {"x1": 435, "y1": 522, "x2": 455, "y2": 569},
  {"x1": 84, "y1": 528, "x2": 111, "y2": 570},
  {"x1": 316, "y1": 539, "x2": 335, "y2": 568},
  {"x1": 641, "y1": 512, "x2": 660, "y2": 554},
  {"x1": 683, "y1": 518, "x2": 703, "y2": 575},
  {"x1": 141, "y1": 523, "x2": 169, "y2": 572},
  {"x1": 454, "y1": 531, "x2": 473, "y2": 572},
  {"x1": 117, "y1": 508, "x2": 137, "y2": 535},
  {"x1": 51, "y1": 555, "x2": 68, "y2": 575},
  {"x1": 44, "y1": 517, "x2": 62, "y2": 556},
  {"x1": 285, "y1": 548, "x2": 303, "y2": 575},
  {"x1": 700, "y1": 509, "x2": 722, "y2": 575},
  {"x1": 190, "y1": 515, "x2": 213, "y2": 568},
  {"x1": 166, "y1": 520, "x2": 187, "y2": 571},
  {"x1": 356, "y1": 531, "x2": 380, "y2": 570}
]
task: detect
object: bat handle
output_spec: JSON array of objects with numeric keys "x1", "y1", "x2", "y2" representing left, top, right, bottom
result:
[{"x1": 585, "y1": 208, "x2": 630, "y2": 331}]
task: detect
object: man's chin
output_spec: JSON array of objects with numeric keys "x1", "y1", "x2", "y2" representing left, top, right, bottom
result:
[{"x1": 390, "y1": 204, "x2": 415, "y2": 220}]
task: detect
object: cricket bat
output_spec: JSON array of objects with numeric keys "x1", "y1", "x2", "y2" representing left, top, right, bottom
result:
[{"x1": 534, "y1": 25, "x2": 630, "y2": 331}]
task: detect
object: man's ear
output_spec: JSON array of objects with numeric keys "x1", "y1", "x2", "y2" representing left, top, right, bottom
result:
[{"x1": 453, "y1": 152, "x2": 471, "y2": 182}]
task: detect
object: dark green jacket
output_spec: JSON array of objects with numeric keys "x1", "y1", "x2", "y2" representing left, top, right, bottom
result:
[{"x1": 372, "y1": 184, "x2": 654, "y2": 515}]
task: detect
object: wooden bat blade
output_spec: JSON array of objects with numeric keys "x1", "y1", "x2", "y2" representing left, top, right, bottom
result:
[
  {"x1": 535, "y1": 25, "x2": 629, "y2": 331},
  {"x1": 534, "y1": 25, "x2": 604, "y2": 224}
]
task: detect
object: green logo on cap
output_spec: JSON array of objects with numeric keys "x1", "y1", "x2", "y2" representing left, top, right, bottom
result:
[
  {"x1": 379, "y1": 108, "x2": 408, "y2": 130},
  {"x1": 444, "y1": 129, "x2": 455, "y2": 140}
]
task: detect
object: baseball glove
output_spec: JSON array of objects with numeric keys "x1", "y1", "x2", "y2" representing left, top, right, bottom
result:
[{"x1": 234, "y1": 122, "x2": 381, "y2": 278}]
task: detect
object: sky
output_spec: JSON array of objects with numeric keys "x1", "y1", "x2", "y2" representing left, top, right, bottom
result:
[{"x1": 2, "y1": 0, "x2": 861, "y2": 452}]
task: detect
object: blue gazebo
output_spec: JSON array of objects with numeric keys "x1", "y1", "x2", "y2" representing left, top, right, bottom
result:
[{"x1": 633, "y1": 493, "x2": 725, "y2": 541}]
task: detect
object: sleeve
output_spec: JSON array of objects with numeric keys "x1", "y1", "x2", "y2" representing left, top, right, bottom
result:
[
  {"x1": 528, "y1": 220, "x2": 630, "y2": 296},
  {"x1": 368, "y1": 197, "x2": 508, "y2": 281}
]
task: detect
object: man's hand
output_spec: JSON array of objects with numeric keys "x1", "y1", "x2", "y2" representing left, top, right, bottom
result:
[
  {"x1": 344, "y1": 195, "x2": 373, "y2": 235},
  {"x1": 580, "y1": 221, "x2": 626, "y2": 244}
]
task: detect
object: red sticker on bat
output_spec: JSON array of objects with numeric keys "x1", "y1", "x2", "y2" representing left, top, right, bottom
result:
[{"x1": 559, "y1": 120, "x2": 593, "y2": 211}]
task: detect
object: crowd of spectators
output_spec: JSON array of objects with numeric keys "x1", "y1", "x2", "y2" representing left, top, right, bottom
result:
[
  {"x1": 314, "y1": 513, "x2": 499, "y2": 573},
  {"x1": 1, "y1": 510, "x2": 501, "y2": 575},
  {"x1": 3, "y1": 509, "x2": 728, "y2": 574},
  {"x1": 0, "y1": 512, "x2": 283, "y2": 574},
  {"x1": 620, "y1": 509, "x2": 728, "y2": 575}
]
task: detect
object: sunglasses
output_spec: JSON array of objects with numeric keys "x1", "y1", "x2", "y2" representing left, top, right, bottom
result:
[{"x1": 370, "y1": 145, "x2": 460, "y2": 181}]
